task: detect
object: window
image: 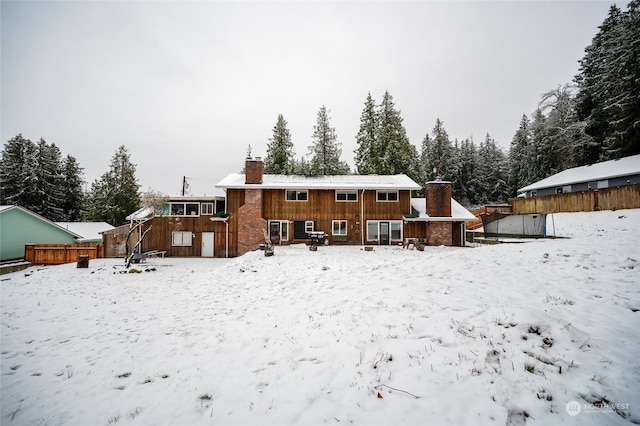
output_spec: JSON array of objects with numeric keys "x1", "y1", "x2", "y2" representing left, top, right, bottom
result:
[
  {"x1": 172, "y1": 231, "x2": 193, "y2": 247},
  {"x1": 305, "y1": 221, "x2": 315, "y2": 234},
  {"x1": 597, "y1": 180, "x2": 609, "y2": 189},
  {"x1": 269, "y1": 220, "x2": 289, "y2": 242},
  {"x1": 390, "y1": 222, "x2": 402, "y2": 240},
  {"x1": 367, "y1": 221, "x2": 379, "y2": 241},
  {"x1": 201, "y1": 203, "x2": 214, "y2": 215},
  {"x1": 562, "y1": 185, "x2": 571, "y2": 193},
  {"x1": 168, "y1": 202, "x2": 199, "y2": 216},
  {"x1": 332, "y1": 220, "x2": 347, "y2": 236},
  {"x1": 286, "y1": 190, "x2": 308, "y2": 201},
  {"x1": 336, "y1": 190, "x2": 358, "y2": 202},
  {"x1": 185, "y1": 203, "x2": 199, "y2": 216},
  {"x1": 366, "y1": 221, "x2": 403, "y2": 242},
  {"x1": 377, "y1": 190, "x2": 398, "y2": 202}
]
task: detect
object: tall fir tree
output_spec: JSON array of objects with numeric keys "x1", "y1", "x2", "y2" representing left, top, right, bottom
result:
[
  {"x1": 477, "y1": 134, "x2": 509, "y2": 203},
  {"x1": 424, "y1": 118, "x2": 454, "y2": 181},
  {"x1": 508, "y1": 114, "x2": 532, "y2": 196},
  {"x1": 376, "y1": 91, "x2": 419, "y2": 180},
  {"x1": 0, "y1": 134, "x2": 36, "y2": 210},
  {"x1": 264, "y1": 114, "x2": 295, "y2": 174},
  {"x1": 354, "y1": 92, "x2": 379, "y2": 174},
  {"x1": 61, "y1": 155, "x2": 85, "y2": 221},
  {"x1": 84, "y1": 145, "x2": 140, "y2": 225},
  {"x1": 308, "y1": 106, "x2": 349, "y2": 175},
  {"x1": 32, "y1": 139, "x2": 65, "y2": 221}
]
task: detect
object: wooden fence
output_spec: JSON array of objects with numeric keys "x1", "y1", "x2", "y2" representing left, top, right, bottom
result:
[
  {"x1": 510, "y1": 184, "x2": 640, "y2": 214},
  {"x1": 24, "y1": 244, "x2": 102, "y2": 265}
]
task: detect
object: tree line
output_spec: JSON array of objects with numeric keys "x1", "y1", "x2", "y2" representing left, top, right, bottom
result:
[
  {"x1": 0, "y1": 135, "x2": 140, "y2": 225},
  {"x1": 264, "y1": 1, "x2": 639, "y2": 205},
  {"x1": 2, "y1": 2, "x2": 637, "y2": 221}
]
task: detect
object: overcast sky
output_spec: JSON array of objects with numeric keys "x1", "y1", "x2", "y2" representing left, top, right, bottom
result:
[{"x1": 1, "y1": 0, "x2": 623, "y2": 196}]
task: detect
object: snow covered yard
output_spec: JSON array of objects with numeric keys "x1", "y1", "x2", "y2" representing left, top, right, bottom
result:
[{"x1": 1, "y1": 210, "x2": 639, "y2": 426}]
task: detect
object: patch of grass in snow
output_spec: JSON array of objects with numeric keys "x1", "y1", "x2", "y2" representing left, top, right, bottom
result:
[
  {"x1": 106, "y1": 414, "x2": 120, "y2": 424},
  {"x1": 544, "y1": 293, "x2": 575, "y2": 305}
]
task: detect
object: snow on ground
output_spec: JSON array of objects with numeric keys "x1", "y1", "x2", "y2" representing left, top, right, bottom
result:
[{"x1": 1, "y1": 210, "x2": 639, "y2": 426}]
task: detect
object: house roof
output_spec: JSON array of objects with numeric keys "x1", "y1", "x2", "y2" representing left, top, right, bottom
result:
[
  {"x1": 404, "y1": 198, "x2": 476, "y2": 222},
  {"x1": 55, "y1": 222, "x2": 115, "y2": 243},
  {"x1": 0, "y1": 205, "x2": 83, "y2": 238},
  {"x1": 216, "y1": 173, "x2": 421, "y2": 190},
  {"x1": 518, "y1": 154, "x2": 640, "y2": 193},
  {"x1": 126, "y1": 207, "x2": 155, "y2": 222}
]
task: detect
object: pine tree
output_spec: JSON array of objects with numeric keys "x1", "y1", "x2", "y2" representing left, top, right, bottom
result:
[
  {"x1": 0, "y1": 134, "x2": 36, "y2": 209},
  {"x1": 477, "y1": 134, "x2": 509, "y2": 203},
  {"x1": 376, "y1": 91, "x2": 419, "y2": 180},
  {"x1": 264, "y1": 114, "x2": 295, "y2": 174},
  {"x1": 354, "y1": 92, "x2": 379, "y2": 174},
  {"x1": 508, "y1": 114, "x2": 531, "y2": 196},
  {"x1": 61, "y1": 155, "x2": 85, "y2": 221},
  {"x1": 308, "y1": 106, "x2": 349, "y2": 175},
  {"x1": 31, "y1": 139, "x2": 65, "y2": 221},
  {"x1": 458, "y1": 138, "x2": 481, "y2": 206},
  {"x1": 425, "y1": 118, "x2": 455, "y2": 181},
  {"x1": 84, "y1": 145, "x2": 140, "y2": 225}
]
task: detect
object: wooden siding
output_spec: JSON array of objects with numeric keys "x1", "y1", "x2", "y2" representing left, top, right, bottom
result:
[
  {"x1": 138, "y1": 215, "x2": 228, "y2": 257},
  {"x1": 25, "y1": 244, "x2": 102, "y2": 265},
  {"x1": 511, "y1": 184, "x2": 640, "y2": 214},
  {"x1": 261, "y1": 188, "x2": 413, "y2": 245}
]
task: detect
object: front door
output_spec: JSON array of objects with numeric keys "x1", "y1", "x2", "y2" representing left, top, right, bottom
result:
[
  {"x1": 202, "y1": 232, "x2": 214, "y2": 257},
  {"x1": 380, "y1": 222, "x2": 390, "y2": 245}
]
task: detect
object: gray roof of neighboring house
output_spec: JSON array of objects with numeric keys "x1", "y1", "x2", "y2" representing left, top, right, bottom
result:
[
  {"x1": 518, "y1": 154, "x2": 640, "y2": 193},
  {"x1": 216, "y1": 173, "x2": 421, "y2": 190},
  {"x1": 55, "y1": 222, "x2": 115, "y2": 243}
]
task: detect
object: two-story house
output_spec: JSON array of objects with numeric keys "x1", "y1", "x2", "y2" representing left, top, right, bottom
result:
[{"x1": 214, "y1": 158, "x2": 474, "y2": 256}]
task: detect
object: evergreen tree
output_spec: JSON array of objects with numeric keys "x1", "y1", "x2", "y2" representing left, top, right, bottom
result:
[
  {"x1": 0, "y1": 134, "x2": 36, "y2": 209},
  {"x1": 61, "y1": 155, "x2": 85, "y2": 221},
  {"x1": 264, "y1": 114, "x2": 295, "y2": 174},
  {"x1": 308, "y1": 106, "x2": 349, "y2": 175},
  {"x1": 458, "y1": 138, "x2": 482, "y2": 206},
  {"x1": 354, "y1": 92, "x2": 379, "y2": 174},
  {"x1": 477, "y1": 134, "x2": 509, "y2": 203},
  {"x1": 376, "y1": 91, "x2": 419, "y2": 180},
  {"x1": 424, "y1": 118, "x2": 455, "y2": 181},
  {"x1": 293, "y1": 155, "x2": 312, "y2": 175},
  {"x1": 31, "y1": 139, "x2": 65, "y2": 221},
  {"x1": 575, "y1": 2, "x2": 640, "y2": 160},
  {"x1": 84, "y1": 145, "x2": 140, "y2": 225},
  {"x1": 508, "y1": 114, "x2": 531, "y2": 196}
]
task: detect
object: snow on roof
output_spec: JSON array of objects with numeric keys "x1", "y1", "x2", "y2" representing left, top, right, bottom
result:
[
  {"x1": 125, "y1": 206, "x2": 155, "y2": 221},
  {"x1": 407, "y1": 198, "x2": 476, "y2": 222},
  {"x1": 216, "y1": 173, "x2": 421, "y2": 190},
  {"x1": 518, "y1": 154, "x2": 640, "y2": 192},
  {"x1": 55, "y1": 222, "x2": 115, "y2": 243}
]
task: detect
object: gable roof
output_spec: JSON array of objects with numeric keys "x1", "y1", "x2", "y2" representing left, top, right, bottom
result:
[
  {"x1": 0, "y1": 205, "x2": 82, "y2": 238},
  {"x1": 404, "y1": 198, "x2": 476, "y2": 222},
  {"x1": 216, "y1": 173, "x2": 421, "y2": 190},
  {"x1": 55, "y1": 222, "x2": 115, "y2": 243},
  {"x1": 518, "y1": 154, "x2": 640, "y2": 193}
]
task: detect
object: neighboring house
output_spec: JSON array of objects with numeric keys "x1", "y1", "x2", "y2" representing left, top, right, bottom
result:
[
  {"x1": 0, "y1": 205, "x2": 81, "y2": 261},
  {"x1": 55, "y1": 222, "x2": 114, "y2": 245},
  {"x1": 106, "y1": 196, "x2": 227, "y2": 258},
  {"x1": 213, "y1": 158, "x2": 475, "y2": 257},
  {"x1": 518, "y1": 154, "x2": 640, "y2": 197}
]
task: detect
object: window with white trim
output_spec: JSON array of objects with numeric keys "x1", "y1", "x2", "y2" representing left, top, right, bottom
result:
[
  {"x1": 390, "y1": 222, "x2": 402, "y2": 240},
  {"x1": 168, "y1": 202, "x2": 199, "y2": 216},
  {"x1": 366, "y1": 220, "x2": 403, "y2": 242},
  {"x1": 201, "y1": 203, "x2": 214, "y2": 215},
  {"x1": 305, "y1": 221, "x2": 315, "y2": 234},
  {"x1": 286, "y1": 190, "x2": 308, "y2": 201},
  {"x1": 172, "y1": 231, "x2": 193, "y2": 247},
  {"x1": 269, "y1": 220, "x2": 289, "y2": 242},
  {"x1": 336, "y1": 190, "x2": 358, "y2": 202},
  {"x1": 332, "y1": 220, "x2": 347, "y2": 236},
  {"x1": 367, "y1": 221, "x2": 379, "y2": 241},
  {"x1": 376, "y1": 190, "x2": 398, "y2": 202}
]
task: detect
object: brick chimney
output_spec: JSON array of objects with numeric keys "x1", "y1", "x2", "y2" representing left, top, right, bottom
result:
[
  {"x1": 425, "y1": 180, "x2": 451, "y2": 217},
  {"x1": 245, "y1": 157, "x2": 263, "y2": 184}
]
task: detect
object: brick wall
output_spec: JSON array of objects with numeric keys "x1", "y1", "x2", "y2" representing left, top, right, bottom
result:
[
  {"x1": 427, "y1": 222, "x2": 452, "y2": 246},
  {"x1": 245, "y1": 159, "x2": 263, "y2": 184},
  {"x1": 237, "y1": 189, "x2": 267, "y2": 255},
  {"x1": 425, "y1": 181, "x2": 451, "y2": 217}
]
